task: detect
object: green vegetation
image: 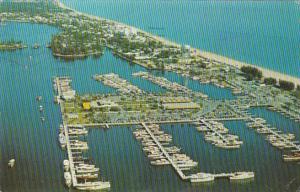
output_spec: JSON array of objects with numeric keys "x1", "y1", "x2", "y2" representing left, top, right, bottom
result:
[
  {"x1": 292, "y1": 85, "x2": 300, "y2": 99},
  {"x1": 241, "y1": 66, "x2": 262, "y2": 81},
  {"x1": 264, "y1": 77, "x2": 277, "y2": 86},
  {"x1": 0, "y1": 39, "x2": 26, "y2": 50},
  {"x1": 279, "y1": 80, "x2": 295, "y2": 91},
  {"x1": 0, "y1": 2, "x2": 64, "y2": 15},
  {"x1": 51, "y1": 32, "x2": 104, "y2": 58}
]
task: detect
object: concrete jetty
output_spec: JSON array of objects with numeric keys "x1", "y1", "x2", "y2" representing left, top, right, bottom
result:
[{"x1": 55, "y1": 76, "x2": 111, "y2": 191}]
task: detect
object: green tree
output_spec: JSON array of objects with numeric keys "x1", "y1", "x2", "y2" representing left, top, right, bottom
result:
[
  {"x1": 264, "y1": 77, "x2": 277, "y2": 85},
  {"x1": 279, "y1": 80, "x2": 295, "y2": 91}
]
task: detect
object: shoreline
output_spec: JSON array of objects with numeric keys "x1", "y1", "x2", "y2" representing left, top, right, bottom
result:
[
  {"x1": 194, "y1": 50, "x2": 300, "y2": 87},
  {"x1": 57, "y1": 1, "x2": 300, "y2": 87},
  {"x1": 53, "y1": 51, "x2": 103, "y2": 59}
]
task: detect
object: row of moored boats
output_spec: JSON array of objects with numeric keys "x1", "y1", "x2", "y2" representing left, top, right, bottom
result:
[
  {"x1": 134, "y1": 124, "x2": 198, "y2": 170},
  {"x1": 194, "y1": 121, "x2": 243, "y2": 149},
  {"x1": 246, "y1": 118, "x2": 300, "y2": 162},
  {"x1": 59, "y1": 124, "x2": 111, "y2": 190}
]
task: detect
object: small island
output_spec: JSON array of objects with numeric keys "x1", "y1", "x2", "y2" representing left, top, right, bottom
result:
[{"x1": 0, "y1": 39, "x2": 27, "y2": 51}]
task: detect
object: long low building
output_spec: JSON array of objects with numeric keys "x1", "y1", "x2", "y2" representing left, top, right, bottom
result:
[{"x1": 162, "y1": 102, "x2": 200, "y2": 110}]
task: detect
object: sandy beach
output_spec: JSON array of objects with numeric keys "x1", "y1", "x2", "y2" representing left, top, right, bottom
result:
[
  {"x1": 196, "y1": 50, "x2": 300, "y2": 87},
  {"x1": 58, "y1": 1, "x2": 300, "y2": 87}
]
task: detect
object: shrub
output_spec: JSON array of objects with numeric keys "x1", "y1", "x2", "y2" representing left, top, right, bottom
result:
[
  {"x1": 279, "y1": 80, "x2": 295, "y2": 91},
  {"x1": 264, "y1": 77, "x2": 277, "y2": 85},
  {"x1": 241, "y1": 66, "x2": 262, "y2": 80}
]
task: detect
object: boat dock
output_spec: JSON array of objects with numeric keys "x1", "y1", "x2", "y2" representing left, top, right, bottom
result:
[
  {"x1": 140, "y1": 123, "x2": 195, "y2": 180},
  {"x1": 133, "y1": 71, "x2": 208, "y2": 98},
  {"x1": 246, "y1": 117, "x2": 300, "y2": 161},
  {"x1": 53, "y1": 76, "x2": 76, "y2": 103},
  {"x1": 134, "y1": 123, "x2": 253, "y2": 183},
  {"x1": 93, "y1": 73, "x2": 144, "y2": 95},
  {"x1": 52, "y1": 76, "x2": 258, "y2": 185},
  {"x1": 70, "y1": 117, "x2": 248, "y2": 129},
  {"x1": 63, "y1": 124, "x2": 78, "y2": 187},
  {"x1": 268, "y1": 106, "x2": 300, "y2": 122},
  {"x1": 70, "y1": 119, "x2": 199, "y2": 128},
  {"x1": 194, "y1": 120, "x2": 242, "y2": 149},
  {"x1": 63, "y1": 125, "x2": 111, "y2": 190},
  {"x1": 55, "y1": 76, "x2": 111, "y2": 191}
]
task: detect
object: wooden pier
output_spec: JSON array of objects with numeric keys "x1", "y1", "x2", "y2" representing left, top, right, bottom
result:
[
  {"x1": 247, "y1": 118, "x2": 300, "y2": 153},
  {"x1": 55, "y1": 77, "x2": 110, "y2": 190},
  {"x1": 141, "y1": 123, "x2": 190, "y2": 180},
  {"x1": 195, "y1": 120, "x2": 242, "y2": 149},
  {"x1": 63, "y1": 124, "x2": 78, "y2": 187}
]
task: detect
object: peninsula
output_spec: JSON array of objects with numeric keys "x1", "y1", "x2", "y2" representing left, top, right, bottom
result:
[
  {"x1": 1, "y1": 1, "x2": 299, "y2": 87},
  {"x1": 57, "y1": 1, "x2": 300, "y2": 88}
]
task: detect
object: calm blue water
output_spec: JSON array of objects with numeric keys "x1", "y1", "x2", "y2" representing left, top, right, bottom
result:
[
  {"x1": 0, "y1": 3, "x2": 300, "y2": 192},
  {"x1": 61, "y1": 0, "x2": 300, "y2": 78},
  {"x1": 0, "y1": 22, "x2": 233, "y2": 191}
]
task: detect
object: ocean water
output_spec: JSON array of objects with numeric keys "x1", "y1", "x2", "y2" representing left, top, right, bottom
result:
[
  {"x1": 1, "y1": 2, "x2": 300, "y2": 192},
  {"x1": 0, "y1": 22, "x2": 233, "y2": 191},
  {"x1": 61, "y1": 0, "x2": 300, "y2": 78}
]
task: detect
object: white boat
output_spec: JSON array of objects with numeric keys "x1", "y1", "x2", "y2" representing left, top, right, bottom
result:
[
  {"x1": 165, "y1": 147, "x2": 181, "y2": 153},
  {"x1": 70, "y1": 140, "x2": 89, "y2": 150},
  {"x1": 150, "y1": 159, "x2": 171, "y2": 166},
  {"x1": 76, "y1": 173, "x2": 98, "y2": 179},
  {"x1": 142, "y1": 142, "x2": 156, "y2": 146},
  {"x1": 283, "y1": 153, "x2": 300, "y2": 162},
  {"x1": 148, "y1": 153, "x2": 163, "y2": 159},
  {"x1": 63, "y1": 160, "x2": 70, "y2": 171},
  {"x1": 77, "y1": 163, "x2": 95, "y2": 168},
  {"x1": 229, "y1": 172, "x2": 255, "y2": 181},
  {"x1": 64, "y1": 172, "x2": 72, "y2": 187},
  {"x1": 8, "y1": 159, "x2": 15, "y2": 168},
  {"x1": 59, "y1": 133, "x2": 66, "y2": 148},
  {"x1": 76, "y1": 181, "x2": 111, "y2": 190},
  {"x1": 36, "y1": 96, "x2": 42, "y2": 101},
  {"x1": 148, "y1": 155, "x2": 166, "y2": 160},
  {"x1": 68, "y1": 129, "x2": 88, "y2": 135},
  {"x1": 59, "y1": 124, "x2": 64, "y2": 133},
  {"x1": 177, "y1": 161, "x2": 198, "y2": 168},
  {"x1": 190, "y1": 173, "x2": 215, "y2": 183},
  {"x1": 143, "y1": 146, "x2": 159, "y2": 152},
  {"x1": 196, "y1": 126, "x2": 209, "y2": 132},
  {"x1": 76, "y1": 167, "x2": 100, "y2": 174},
  {"x1": 215, "y1": 142, "x2": 240, "y2": 149}
]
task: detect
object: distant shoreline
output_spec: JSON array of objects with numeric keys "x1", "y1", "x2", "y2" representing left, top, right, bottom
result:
[{"x1": 57, "y1": 1, "x2": 300, "y2": 87}]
